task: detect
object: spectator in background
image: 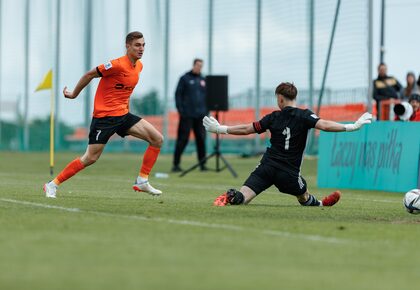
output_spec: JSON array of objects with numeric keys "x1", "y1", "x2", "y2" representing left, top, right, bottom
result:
[
  {"x1": 172, "y1": 59, "x2": 208, "y2": 172},
  {"x1": 417, "y1": 74, "x2": 420, "y2": 91},
  {"x1": 394, "y1": 94, "x2": 420, "y2": 122},
  {"x1": 407, "y1": 94, "x2": 420, "y2": 121},
  {"x1": 401, "y1": 72, "x2": 419, "y2": 100},
  {"x1": 373, "y1": 63, "x2": 402, "y2": 120}
]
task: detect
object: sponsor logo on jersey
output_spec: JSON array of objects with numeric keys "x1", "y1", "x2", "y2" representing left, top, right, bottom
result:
[
  {"x1": 104, "y1": 61, "x2": 112, "y2": 70},
  {"x1": 114, "y1": 83, "x2": 134, "y2": 91},
  {"x1": 310, "y1": 114, "x2": 319, "y2": 119}
]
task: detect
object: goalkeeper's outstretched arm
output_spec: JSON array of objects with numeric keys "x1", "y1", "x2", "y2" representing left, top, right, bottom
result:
[
  {"x1": 203, "y1": 116, "x2": 255, "y2": 135},
  {"x1": 315, "y1": 119, "x2": 346, "y2": 132},
  {"x1": 203, "y1": 112, "x2": 373, "y2": 135},
  {"x1": 226, "y1": 123, "x2": 255, "y2": 135},
  {"x1": 316, "y1": 112, "x2": 373, "y2": 132}
]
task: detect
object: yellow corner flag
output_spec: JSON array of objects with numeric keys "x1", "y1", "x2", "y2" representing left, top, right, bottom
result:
[
  {"x1": 35, "y1": 69, "x2": 53, "y2": 92},
  {"x1": 35, "y1": 69, "x2": 55, "y2": 176}
]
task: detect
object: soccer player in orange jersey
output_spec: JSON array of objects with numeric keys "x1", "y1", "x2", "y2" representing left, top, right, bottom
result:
[{"x1": 43, "y1": 31, "x2": 163, "y2": 198}]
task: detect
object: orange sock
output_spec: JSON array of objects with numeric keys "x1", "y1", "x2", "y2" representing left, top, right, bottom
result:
[
  {"x1": 53, "y1": 158, "x2": 85, "y2": 185},
  {"x1": 139, "y1": 146, "x2": 161, "y2": 179}
]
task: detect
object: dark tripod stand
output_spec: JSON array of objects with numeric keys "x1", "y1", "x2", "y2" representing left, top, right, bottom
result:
[{"x1": 180, "y1": 112, "x2": 237, "y2": 178}]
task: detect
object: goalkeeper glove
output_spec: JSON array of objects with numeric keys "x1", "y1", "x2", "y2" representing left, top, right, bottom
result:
[
  {"x1": 344, "y1": 112, "x2": 373, "y2": 132},
  {"x1": 202, "y1": 116, "x2": 228, "y2": 134}
]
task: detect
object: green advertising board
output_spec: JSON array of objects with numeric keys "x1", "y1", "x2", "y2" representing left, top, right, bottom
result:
[{"x1": 318, "y1": 122, "x2": 420, "y2": 192}]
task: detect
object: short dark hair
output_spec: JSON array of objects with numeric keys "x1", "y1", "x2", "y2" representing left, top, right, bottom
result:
[
  {"x1": 275, "y1": 82, "x2": 298, "y2": 100},
  {"x1": 193, "y1": 58, "x2": 203, "y2": 65},
  {"x1": 378, "y1": 62, "x2": 386, "y2": 69},
  {"x1": 409, "y1": 94, "x2": 420, "y2": 102},
  {"x1": 126, "y1": 31, "x2": 143, "y2": 44}
]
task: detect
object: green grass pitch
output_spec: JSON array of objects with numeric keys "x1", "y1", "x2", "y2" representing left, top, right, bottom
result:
[{"x1": 0, "y1": 151, "x2": 419, "y2": 290}]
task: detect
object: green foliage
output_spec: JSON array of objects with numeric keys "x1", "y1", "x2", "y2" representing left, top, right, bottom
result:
[
  {"x1": 28, "y1": 117, "x2": 73, "y2": 151},
  {"x1": 0, "y1": 121, "x2": 20, "y2": 150},
  {"x1": 131, "y1": 90, "x2": 163, "y2": 116}
]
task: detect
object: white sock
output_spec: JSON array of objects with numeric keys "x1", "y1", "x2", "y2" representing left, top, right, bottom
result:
[
  {"x1": 49, "y1": 181, "x2": 58, "y2": 187},
  {"x1": 137, "y1": 176, "x2": 148, "y2": 184}
]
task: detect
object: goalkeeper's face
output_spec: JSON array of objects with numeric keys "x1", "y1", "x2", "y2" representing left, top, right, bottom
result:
[{"x1": 126, "y1": 37, "x2": 145, "y2": 60}]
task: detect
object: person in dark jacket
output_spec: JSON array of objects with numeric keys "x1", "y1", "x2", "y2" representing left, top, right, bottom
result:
[
  {"x1": 172, "y1": 59, "x2": 208, "y2": 172},
  {"x1": 373, "y1": 63, "x2": 402, "y2": 120}
]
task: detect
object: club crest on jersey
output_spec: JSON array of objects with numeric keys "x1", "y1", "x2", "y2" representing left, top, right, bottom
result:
[
  {"x1": 200, "y1": 80, "x2": 206, "y2": 87},
  {"x1": 310, "y1": 114, "x2": 319, "y2": 119},
  {"x1": 104, "y1": 62, "x2": 112, "y2": 70}
]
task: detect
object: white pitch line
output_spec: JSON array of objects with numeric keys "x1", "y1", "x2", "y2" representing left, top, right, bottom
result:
[
  {"x1": 0, "y1": 198, "x2": 353, "y2": 245},
  {"x1": 350, "y1": 197, "x2": 400, "y2": 204},
  {"x1": 0, "y1": 198, "x2": 80, "y2": 212}
]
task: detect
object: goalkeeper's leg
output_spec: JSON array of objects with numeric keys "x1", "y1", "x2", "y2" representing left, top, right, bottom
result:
[
  {"x1": 213, "y1": 186, "x2": 257, "y2": 206},
  {"x1": 296, "y1": 190, "x2": 341, "y2": 207}
]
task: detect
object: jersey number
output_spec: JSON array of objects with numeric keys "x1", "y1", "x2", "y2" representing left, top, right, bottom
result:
[{"x1": 282, "y1": 127, "x2": 290, "y2": 150}]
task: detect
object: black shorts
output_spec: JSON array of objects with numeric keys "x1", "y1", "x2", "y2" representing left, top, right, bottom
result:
[
  {"x1": 88, "y1": 113, "x2": 141, "y2": 144},
  {"x1": 243, "y1": 163, "x2": 307, "y2": 196}
]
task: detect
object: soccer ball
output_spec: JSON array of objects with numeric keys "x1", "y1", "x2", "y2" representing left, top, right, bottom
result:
[{"x1": 403, "y1": 189, "x2": 420, "y2": 214}]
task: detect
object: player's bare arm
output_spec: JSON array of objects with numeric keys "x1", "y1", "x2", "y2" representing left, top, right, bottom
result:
[
  {"x1": 203, "y1": 116, "x2": 255, "y2": 135},
  {"x1": 316, "y1": 112, "x2": 372, "y2": 132},
  {"x1": 226, "y1": 123, "x2": 255, "y2": 135},
  {"x1": 63, "y1": 68, "x2": 100, "y2": 99},
  {"x1": 315, "y1": 119, "x2": 346, "y2": 132}
]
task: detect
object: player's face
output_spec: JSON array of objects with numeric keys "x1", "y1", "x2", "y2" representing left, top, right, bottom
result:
[{"x1": 126, "y1": 37, "x2": 145, "y2": 60}]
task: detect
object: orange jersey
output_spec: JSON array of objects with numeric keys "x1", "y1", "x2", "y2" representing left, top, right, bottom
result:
[{"x1": 93, "y1": 55, "x2": 143, "y2": 118}]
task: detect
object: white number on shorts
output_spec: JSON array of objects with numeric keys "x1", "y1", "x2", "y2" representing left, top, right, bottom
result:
[{"x1": 96, "y1": 130, "x2": 102, "y2": 141}]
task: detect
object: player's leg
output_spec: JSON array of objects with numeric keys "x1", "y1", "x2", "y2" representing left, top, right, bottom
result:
[
  {"x1": 80, "y1": 143, "x2": 106, "y2": 166},
  {"x1": 43, "y1": 144, "x2": 105, "y2": 198},
  {"x1": 213, "y1": 186, "x2": 257, "y2": 206},
  {"x1": 296, "y1": 190, "x2": 321, "y2": 206},
  {"x1": 192, "y1": 117, "x2": 207, "y2": 170},
  {"x1": 172, "y1": 116, "x2": 192, "y2": 172},
  {"x1": 272, "y1": 171, "x2": 323, "y2": 206},
  {"x1": 43, "y1": 115, "x2": 115, "y2": 198},
  {"x1": 292, "y1": 175, "x2": 340, "y2": 207},
  {"x1": 213, "y1": 163, "x2": 273, "y2": 206},
  {"x1": 126, "y1": 118, "x2": 164, "y2": 195},
  {"x1": 295, "y1": 175, "x2": 321, "y2": 206},
  {"x1": 296, "y1": 190, "x2": 341, "y2": 207}
]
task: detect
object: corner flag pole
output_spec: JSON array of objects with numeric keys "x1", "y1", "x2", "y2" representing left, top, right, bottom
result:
[
  {"x1": 49, "y1": 87, "x2": 55, "y2": 176},
  {"x1": 35, "y1": 69, "x2": 54, "y2": 176}
]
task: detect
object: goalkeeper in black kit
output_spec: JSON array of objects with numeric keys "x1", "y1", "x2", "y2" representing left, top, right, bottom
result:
[{"x1": 203, "y1": 82, "x2": 372, "y2": 207}]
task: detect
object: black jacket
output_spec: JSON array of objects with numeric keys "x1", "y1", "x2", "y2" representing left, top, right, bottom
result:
[
  {"x1": 373, "y1": 75, "x2": 402, "y2": 101},
  {"x1": 175, "y1": 71, "x2": 207, "y2": 118}
]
